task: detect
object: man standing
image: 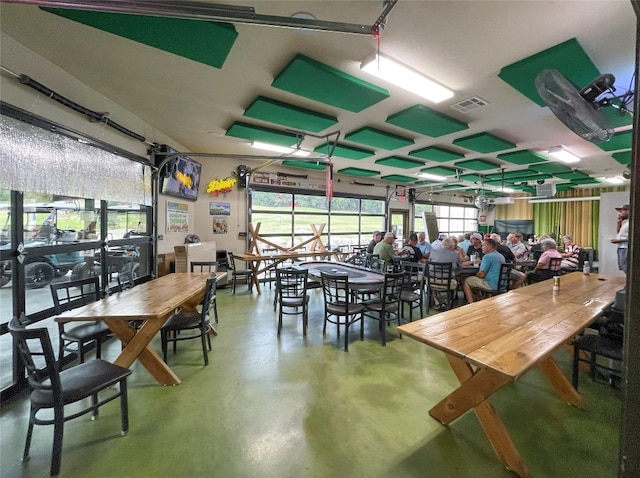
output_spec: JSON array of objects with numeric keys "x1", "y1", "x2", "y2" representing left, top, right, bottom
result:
[
  {"x1": 610, "y1": 204, "x2": 630, "y2": 273},
  {"x1": 373, "y1": 232, "x2": 396, "y2": 266},
  {"x1": 463, "y1": 238, "x2": 505, "y2": 304},
  {"x1": 416, "y1": 231, "x2": 432, "y2": 259},
  {"x1": 366, "y1": 231, "x2": 383, "y2": 254}
]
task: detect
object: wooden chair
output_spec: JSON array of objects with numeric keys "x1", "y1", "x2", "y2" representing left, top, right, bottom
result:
[
  {"x1": 275, "y1": 268, "x2": 310, "y2": 336},
  {"x1": 50, "y1": 277, "x2": 112, "y2": 363},
  {"x1": 161, "y1": 276, "x2": 217, "y2": 366},
  {"x1": 399, "y1": 261, "x2": 426, "y2": 322},
  {"x1": 363, "y1": 271, "x2": 404, "y2": 346},
  {"x1": 320, "y1": 272, "x2": 365, "y2": 351},
  {"x1": 8, "y1": 315, "x2": 131, "y2": 478},
  {"x1": 226, "y1": 251, "x2": 252, "y2": 294},
  {"x1": 426, "y1": 262, "x2": 458, "y2": 312}
]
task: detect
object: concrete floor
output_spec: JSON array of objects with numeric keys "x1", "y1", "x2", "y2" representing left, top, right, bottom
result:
[{"x1": 0, "y1": 283, "x2": 622, "y2": 477}]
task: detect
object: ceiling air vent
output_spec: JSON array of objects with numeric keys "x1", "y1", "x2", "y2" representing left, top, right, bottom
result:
[
  {"x1": 450, "y1": 96, "x2": 489, "y2": 114},
  {"x1": 536, "y1": 183, "x2": 556, "y2": 198}
]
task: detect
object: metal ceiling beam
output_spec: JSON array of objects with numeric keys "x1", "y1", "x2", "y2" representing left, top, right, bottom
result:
[{"x1": 1, "y1": 0, "x2": 395, "y2": 35}]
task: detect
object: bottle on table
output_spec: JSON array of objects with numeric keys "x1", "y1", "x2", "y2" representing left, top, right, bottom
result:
[{"x1": 583, "y1": 261, "x2": 590, "y2": 275}]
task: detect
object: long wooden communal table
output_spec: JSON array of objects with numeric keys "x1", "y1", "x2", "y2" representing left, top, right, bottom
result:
[
  {"x1": 397, "y1": 274, "x2": 625, "y2": 477},
  {"x1": 234, "y1": 251, "x2": 338, "y2": 294},
  {"x1": 55, "y1": 272, "x2": 226, "y2": 385}
]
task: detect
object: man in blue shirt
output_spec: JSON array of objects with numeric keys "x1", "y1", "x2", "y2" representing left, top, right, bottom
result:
[
  {"x1": 462, "y1": 238, "x2": 505, "y2": 303},
  {"x1": 416, "y1": 232, "x2": 432, "y2": 259}
]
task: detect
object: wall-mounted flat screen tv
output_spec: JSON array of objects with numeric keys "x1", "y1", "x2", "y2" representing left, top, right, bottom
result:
[{"x1": 160, "y1": 154, "x2": 202, "y2": 201}]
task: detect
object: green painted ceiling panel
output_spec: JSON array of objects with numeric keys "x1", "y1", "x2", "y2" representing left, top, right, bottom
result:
[
  {"x1": 414, "y1": 180, "x2": 437, "y2": 186},
  {"x1": 272, "y1": 54, "x2": 389, "y2": 112},
  {"x1": 380, "y1": 175, "x2": 416, "y2": 183},
  {"x1": 509, "y1": 173, "x2": 552, "y2": 182},
  {"x1": 455, "y1": 158, "x2": 499, "y2": 171},
  {"x1": 420, "y1": 166, "x2": 457, "y2": 177},
  {"x1": 409, "y1": 146, "x2": 464, "y2": 162},
  {"x1": 453, "y1": 132, "x2": 516, "y2": 153},
  {"x1": 282, "y1": 160, "x2": 327, "y2": 171},
  {"x1": 345, "y1": 127, "x2": 413, "y2": 150},
  {"x1": 385, "y1": 105, "x2": 468, "y2": 137},
  {"x1": 603, "y1": 107, "x2": 634, "y2": 129},
  {"x1": 439, "y1": 183, "x2": 463, "y2": 189},
  {"x1": 553, "y1": 170, "x2": 590, "y2": 180},
  {"x1": 528, "y1": 163, "x2": 572, "y2": 174},
  {"x1": 338, "y1": 167, "x2": 380, "y2": 177},
  {"x1": 244, "y1": 96, "x2": 338, "y2": 133},
  {"x1": 497, "y1": 150, "x2": 547, "y2": 165},
  {"x1": 571, "y1": 177, "x2": 602, "y2": 185},
  {"x1": 374, "y1": 156, "x2": 424, "y2": 169},
  {"x1": 555, "y1": 183, "x2": 575, "y2": 191},
  {"x1": 460, "y1": 173, "x2": 483, "y2": 182},
  {"x1": 597, "y1": 130, "x2": 633, "y2": 151},
  {"x1": 612, "y1": 150, "x2": 632, "y2": 165},
  {"x1": 485, "y1": 169, "x2": 533, "y2": 181},
  {"x1": 42, "y1": 8, "x2": 237, "y2": 68},
  {"x1": 498, "y1": 38, "x2": 600, "y2": 106},
  {"x1": 313, "y1": 143, "x2": 374, "y2": 160},
  {"x1": 226, "y1": 122, "x2": 297, "y2": 147}
]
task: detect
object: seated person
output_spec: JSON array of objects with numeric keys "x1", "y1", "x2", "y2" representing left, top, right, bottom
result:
[
  {"x1": 416, "y1": 231, "x2": 432, "y2": 259},
  {"x1": 560, "y1": 235, "x2": 580, "y2": 270},
  {"x1": 507, "y1": 232, "x2": 527, "y2": 259},
  {"x1": 398, "y1": 233, "x2": 425, "y2": 263},
  {"x1": 428, "y1": 236, "x2": 463, "y2": 310},
  {"x1": 528, "y1": 234, "x2": 549, "y2": 262},
  {"x1": 464, "y1": 232, "x2": 484, "y2": 262},
  {"x1": 463, "y1": 238, "x2": 505, "y2": 304},
  {"x1": 366, "y1": 231, "x2": 383, "y2": 254},
  {"x1": 490, "y1": 233, "x2": 526, "y2": 289},
  {"x1": 373, "y1": 231, "x2": 396, "y2": 266},
  {"x1": 526, "y1": 238, "x2": 562, "y2": 284}
]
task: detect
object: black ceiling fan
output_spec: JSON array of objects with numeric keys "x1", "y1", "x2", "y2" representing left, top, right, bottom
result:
[{"x1": 535, "y1": 69, "x2": 634, "y2": 143}]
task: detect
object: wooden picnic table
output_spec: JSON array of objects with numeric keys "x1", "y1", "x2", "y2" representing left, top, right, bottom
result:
[{"x1": 398, "y1": 274, "x2": 625, "y2": 477}]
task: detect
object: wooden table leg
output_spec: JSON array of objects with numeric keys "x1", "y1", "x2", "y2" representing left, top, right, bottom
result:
[
  {"x1": 106, "y1": 319, "x2": 181, "y2": 385},
  {"x1": 538, "y1": 356, "x2": 586, "y2": 409},
  {"x1": 431, "y1": 353, "x2": 530, "y2": 478}
]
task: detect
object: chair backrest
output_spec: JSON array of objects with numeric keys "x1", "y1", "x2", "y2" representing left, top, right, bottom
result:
[
  {"x1": 9, "y1": 315, "x2": 62, "y2": 403},
  {"x1": 496, "y1": 263, "x2": 513, "y2": 293},
  {"x1": 320, "y1": 272, "x2": 351, "y2": 315},
  {"x1": 577, "y1": 248, "x2": 590, "y2": 269},
  {"x1": 50, "y1": 277, "x2": 100, "y2": 314},
  {"x1": 370, "y1": 258, "x2": 386, "y2": 273},
  {"x1": 348, "y1": 255, "x2": 367, "y2": 267},
  {"x1": 202, "y1": 277, "x2": 217, "y2": 319},
  {"x1": 191, "y1": 261, "x2": 218, "y2": 274},
  {"x1": 380, "y1": 272, "x2": 404, "y2": 308},
  {"x1": 391, "y1": 256, "x2": 403, "y2": 272},
  {"x1": 549, "y1": 257, "x2": 563, "y2": 275},
  {"x1": 226, "y1": 252, "x2": 237, "y2": 272},
  {"x1": 427, "y1": 261, "x2": 454, "y2": 282},
  {"x1": 401, "y1": 261, "x2": 426, "y2": 291},
  {"x1": 276, "y1": 268, "x2": 308, "y2": 299},
  {"x1": 364, "y1": 253, "x2": 379, "y2": 268}
]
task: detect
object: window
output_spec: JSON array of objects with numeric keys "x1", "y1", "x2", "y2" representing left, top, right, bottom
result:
[{"x1": 415, "y1": 202, "x2": 478, "y2": 237}]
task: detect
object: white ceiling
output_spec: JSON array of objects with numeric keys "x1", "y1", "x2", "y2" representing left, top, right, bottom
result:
[{"x1": 0, "y1": 1, "x2": 637, "y2": 192}]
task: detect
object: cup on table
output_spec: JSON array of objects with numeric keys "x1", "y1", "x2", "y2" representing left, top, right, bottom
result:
[{"x1": 470, "y1": 254, "x2": 476, "y2": 264}]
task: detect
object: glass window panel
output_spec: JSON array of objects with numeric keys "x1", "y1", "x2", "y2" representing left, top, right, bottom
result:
[
  {"x1": 107, "y1": 203, "x2": 147, "y2": 240},
  {"x1": 448, "y1": 219, "x2": 465, "y2": 234},
  {"x1": 252, "y1": 191, "x2": 292, "y2": 210},
  {"x1": 437, "y1": 219, "x2": 449, "y2": 234},
  {"x1": 362, "y1": 199, "x2": 385, "y2": 215},
  {"x1": 466, "y1": 208, "x2": 478, "y2": 219},
  {"x1": 449, "y1": 206, "x2": 465, "y2": 218}
]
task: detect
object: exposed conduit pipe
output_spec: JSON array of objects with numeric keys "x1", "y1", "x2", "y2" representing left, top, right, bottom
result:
[{"x1": 0, "y1": 65, "x2": 153, "y2": 145}]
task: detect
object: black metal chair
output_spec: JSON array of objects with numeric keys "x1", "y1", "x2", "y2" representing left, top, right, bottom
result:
[
  {"x1": 426, "y1": 262, "x2": 458, "y2": 312},
  {"x1": 320, "y1": 272, "x2": 365, "y2": 351},
  {"x1": 399, "y1": 261, "x2": 426, "y2": 322},
  {"x1": 275, "y1": 268, "x2": 310, "y2": 336},
  {"x1": 190, "y1": 261, "x2": 219, "y2": 324},
  {"x1": 370, "y1": 258, "x2": 386, "y2": 273},
  {"x1": 161, "y1": 276, "x2": 217, "y2": 366},
  {"x1": 50, "y1": 277, "x2": 112, "y2": 363},
  {"x1": 261, "y1": 248, "x2": 279, "y2": 289},
  {"x1": 363, "y1": 271, "x2": 404, "y2": 346},
  {"x1": 8, "y1": 315, "x2": 131, "y2": 478},
  {"x1": 572, "y1": 308, "x2": 624, "y2": 390},
  {"x1": 227, "y1": 251, "x2": 253, "y2": 294},
  {"x1": 471, "y1": 263, "x2": 513, "y2": 301}
]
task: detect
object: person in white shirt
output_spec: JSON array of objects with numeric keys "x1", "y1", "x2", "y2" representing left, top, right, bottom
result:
[
  {"x1": 416, "y1": 232, "x2": 432, "y2": 259},
  {"x1": 506, "y1": 233, "x2": 527, "y2": 259},
  {"x1": 610, "y1": 204, "x2": 630, "y2": 273}
]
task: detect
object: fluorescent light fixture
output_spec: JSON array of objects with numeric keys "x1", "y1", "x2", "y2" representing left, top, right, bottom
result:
[
  {"x1": 418, "y1": 172, "x2": 448, "y2": 181},
  {"x1": 604, "y1": 176, "x2": 625, "y2": 185},
  {"x1": 491, "y1": 186, "x2": 515, "y2": 194},
  {"x1": 361, "y1": 53, "x2": 454, "y2": 103},
  {"x1": 548, "y1": 146, "x2": 581, "y2": 164},
  {"x1": 251, "y1": 141, "x2": 310, "y2": 157},
  {"x1": 529, "y1": 196, "x2": 600, "y2": 204}
]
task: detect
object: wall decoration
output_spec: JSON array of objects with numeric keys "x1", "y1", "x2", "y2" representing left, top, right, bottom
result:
[
  {"x1": 212, "y1": 217, "x2": 228, "y2": 234},
  {"x1": 166, "y1": 200, "x2": 189, "y2": 233},
  {"x1": 210, "y1": 202, "x2": 231, "y2": 216},
  {"x1": 207, "y1": 176, "x2": 237, "y2": 196},
  {"x1": 251, "y1": 171, "x2": 326, "y2": 190}
]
